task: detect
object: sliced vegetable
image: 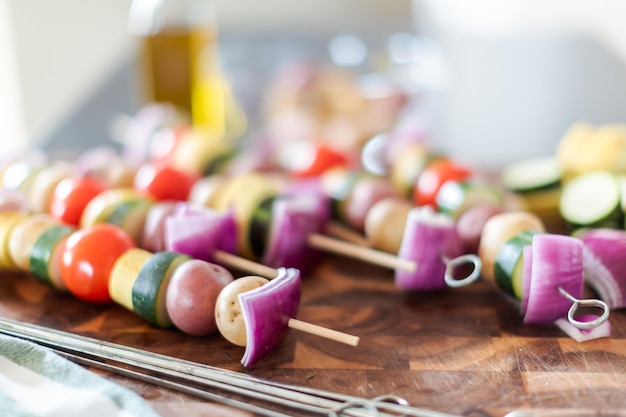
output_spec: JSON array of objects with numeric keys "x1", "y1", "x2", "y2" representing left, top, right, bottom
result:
[
  {"x1": 170, "y1": 128, "x2": 234, "y2": 175},
  {"x1": 435, "y1": 180, "x2": 501, "y2": 219},
  {"x1": 263, "y1": 194, "x2": 328, "y2": 271},
  {"x1": 523, "y1": 234, "x2": 584, "y2": 324},
  {"x1": 494, "y1": 229, "x2": 538, "y2": 299},
  {"x1": 395, "y1": 206, "x2": 463, "y2": 291},
  {"x1": 105, "y1": 199, "x2": 154, "y2": 244},
  {"x1": 7, "y1": 214, "x2": 59, "y2": 272},
  {"x1": 554, "y1": 315, "x2": 612, "y2": 342},
  {"x1": 80, "y1": 188, "x2": 154, "y2": 229},
  {"x1": 165, "y1": 205, "x2": 237, "y2": 263},
  {"x1": 239, "y1": 268, "x2": 301, "y2": 368},
  {"x1": 501, "y1": 156, "x2": 562, "y2": 193},
  {"x1": 30, "y1": 224, "x2": 76, "y2": 290},
  {"x1": 1, "y1": 156, "x2": 46, "y2": 193},
  {"x1": 187, "y1": 175, "x2": 228, "y2": 207},
  {"x1": 319, "y1": 167, "x2": 360, "y2": 222},
  {"x1": 109, "y1": 248, "x2": 153, "y2": 313},
  {"x1": 27, "y1": 161, "x2": 74, "y2": 214},
  {"x1": 520, "y1": 245, "x2": 532, "y2": 315},
  {"x1": 141, "y1": 201, "x2": 178, "y2": 253},
  {"x1": 132, "y1": 251, "x2": 191, "y2": 327},
  {"x1": 249, "y1": 197, "x2": 275, "y2": 260},
  {"x1": 579, "y1": 228, "x2": 626, "y2": 309},
  {"x1": 478, "y1": 211, "x2": 545, "y2": 282},
  {"x1": 0, "y1": 211, "x2": 29, "y2": 270},
  {"x1": 559, "y1": 171, "x2": 623, "y2": 229},
  {"x1": 209, "y1": 174, "x2": 280, "y2": 259},
  {"x1": 166, "y1": 259, "x2": 234, "y2": 336}
]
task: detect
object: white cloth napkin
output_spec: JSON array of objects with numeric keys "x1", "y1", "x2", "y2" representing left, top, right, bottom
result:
[{"x1": 0, "y1": 334, "x2": 161, "y2": 417}]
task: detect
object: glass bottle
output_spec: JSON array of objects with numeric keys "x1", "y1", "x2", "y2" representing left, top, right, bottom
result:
[{"x1": 128, "y1": 0, "x2": 226, "y2": 135}]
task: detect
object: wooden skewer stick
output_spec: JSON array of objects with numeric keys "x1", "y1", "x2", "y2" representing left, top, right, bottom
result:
[
  {"x1": 323, "y1": 221, "x2": 373, "y2": 247},
  {"x1": 212, "y1": 250, "x2": 360, "y2": 346},
  {"x1": 288, "y1": 318, "x2": 360, "y2": 346},
  {"x1": 307, "y1": 233, "x2": 417, "y2": 273},
  {"x1": 214, "y1": 250, "x2": 278, "y2": 279}
]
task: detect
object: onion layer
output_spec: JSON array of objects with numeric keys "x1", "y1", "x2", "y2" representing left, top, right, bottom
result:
[
  {"x1": 165, "y1": 204, "x2": 237, "y2": 263},
  {"x1": 554, "y1": 315, "x2": 612, "y2": 342},
  {"x1": 239, "y1": 268, "x2": 301, "y2": 368},
  {"x1": 579, "y1": 228, "x2": 626, "y2": 309},
  {"x1": 263, "y1": 195, "x2": 328, "y2": 271},
  {"x1": 523, "y1": 234, "x2": 584, "y2": 324},
  {"x1": 395, "y1": 206, "x2": 463, "y2": 291}
]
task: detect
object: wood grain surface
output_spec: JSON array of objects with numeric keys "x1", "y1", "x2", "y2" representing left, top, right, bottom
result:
[{"x1": 1, "y1": 253, "x2": 626, "y2": 417}]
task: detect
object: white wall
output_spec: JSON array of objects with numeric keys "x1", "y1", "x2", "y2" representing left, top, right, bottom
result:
[
  {"x1": 415, "y1": 0, "x2": 626, "y2": 61},
  {"x1": 2, "y1": 0, "x2": 413, "y2": 152},
  {"x1": 0, "y1": 0, "x2": 26, "y2": 155},
  {"x1": 413, "y1": 0, "x2": 626, "y2": 169},
  {"x1": 3, "y1": 0, "x2": 625, "y2": 161},
  {"x1": 7, "y1": 0, "x2": 135, "y2": 149}
]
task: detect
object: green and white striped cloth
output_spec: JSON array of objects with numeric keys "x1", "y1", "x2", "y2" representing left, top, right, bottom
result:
[{"x1": 0, "y1": 334, "x2": 161, "y2": 417}]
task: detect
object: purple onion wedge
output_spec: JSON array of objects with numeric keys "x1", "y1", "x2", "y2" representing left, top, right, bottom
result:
[
  {"x1": 239, "y1": 267, "x2": 301, "y2": 367},
  {"x1": 523, "y1": 234, "x2": 584, "y2": 324},
  {"x1": 395, "y1": 206, "x2": 463, "y2": 291}
]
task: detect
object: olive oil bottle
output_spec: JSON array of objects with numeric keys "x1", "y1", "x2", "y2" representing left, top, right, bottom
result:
[{"x1": 128, "y1": 0, "x2": 227, "y2": 136}]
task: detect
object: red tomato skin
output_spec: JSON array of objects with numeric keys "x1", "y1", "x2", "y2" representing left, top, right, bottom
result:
[
  {"x1": 61, "y1": 224, "x2": 136, "y2": 303},
  {"x1": 413, "y1": 158, "x2": 472, "y2": 207},
  {"x1": 293, "y1": 143, "x2": 349, "y2": 178},
  {"x1": 134, "y1": 164, "x2": 199, "y2": 201},
  {"x1": 50, "y1": 176, "x2": 107, "y2": 226}
]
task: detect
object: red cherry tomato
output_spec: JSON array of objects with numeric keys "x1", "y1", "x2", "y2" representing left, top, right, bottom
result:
[
  {"x1": 134, "y1": 163, "x2": 199, "y2": 201},
  {"x1": 292, "y1": 143, "x2": 350, "y2": 178},
  {"x1": 61, "y1": 223, "x2": 136, "y2": 303},
  {"x1": 50, "y1": 176, "x2": 107, "y2": 226},
  {"x1": 413, "y1": 158, "x2": 472, "y2": 207}
]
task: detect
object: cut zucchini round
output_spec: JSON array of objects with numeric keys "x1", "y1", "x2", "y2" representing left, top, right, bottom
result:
[
  {"x1": 501, "y1": 156, "x2": 562, "y2": 193},
  {"x1": 249, "y1": 196, "x2": 276, "y2": 260},
  {"x1": 80, "y1": 188, "x2": 153, "y2": 229},
  {"x1": 0, "y1": 211, "x2": 30, "y2": 270},
  {"x1": 210, "y1": 174, "x2": 280, "y2": 259},
  {"x1": 109, "y1": 248, "x2": 153, "y2": 313},
  {"x1": 559, "y1": 171, "x2": 623, "y2": 228},
  {"x1": 132, "y1": 251, "x2": 191, "y2": 328},
  {"x1": 494, "y1": 229, "x2": 538, "y2": 299},
  {"x1": 8, "y1": 214, "x2": 59, "y2": 272},
  {"x1": 436, "y1": 180, "x2": 502, "y2": 219},
  {"x1": 105, "y1": 199, "x2": 153, "y2": 244},
  {"x1": 30, "y1": 224, "x2": 75, "y2": 289},
  {"x1": 320, "y1": 167, "x2": 360, "y2": 221}
]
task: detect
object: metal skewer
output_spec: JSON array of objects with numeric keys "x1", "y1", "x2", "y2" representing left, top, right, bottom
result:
[{"x1": 0, "y1": 317, "x2": 460, "y2": 417}]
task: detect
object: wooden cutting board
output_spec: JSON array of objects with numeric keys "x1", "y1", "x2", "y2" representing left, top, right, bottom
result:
[{"x1": 0, "y1": 254, "x2": 625, "y2": 417}]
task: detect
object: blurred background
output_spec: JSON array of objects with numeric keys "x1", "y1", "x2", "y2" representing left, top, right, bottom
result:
[{"x1": 1, "y1": 0, "x2": 626, "y2": 169}]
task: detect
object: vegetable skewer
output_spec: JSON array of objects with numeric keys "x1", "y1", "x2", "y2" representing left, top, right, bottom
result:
[
  {"x1": 0, "y1": 209, "x2": 359, "y2": 367},
  {"x1": 479, "y1": 212, "x2": 609, "y2": 331}
]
